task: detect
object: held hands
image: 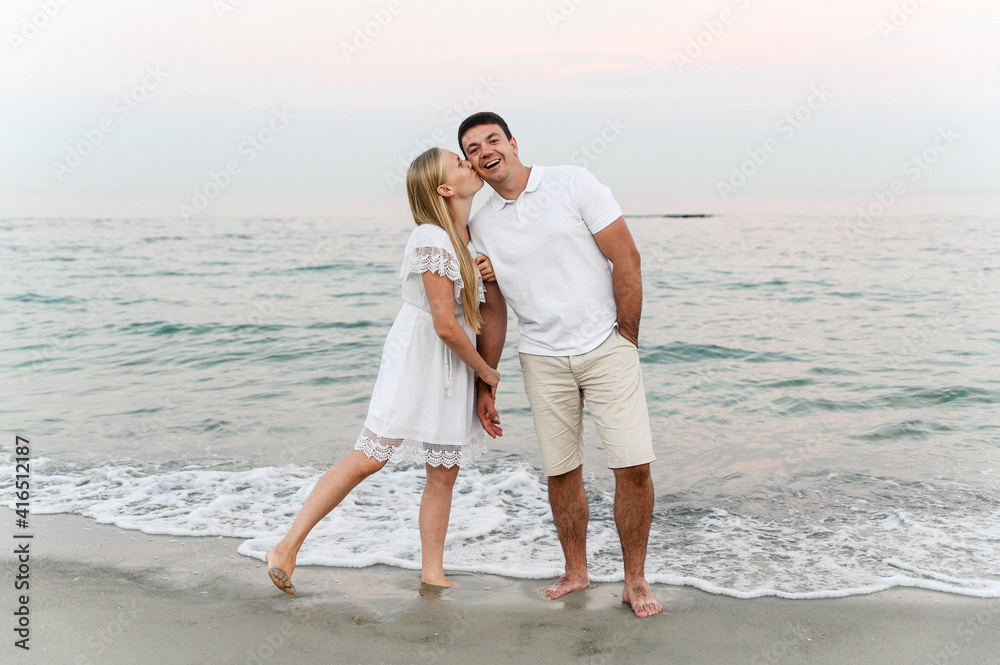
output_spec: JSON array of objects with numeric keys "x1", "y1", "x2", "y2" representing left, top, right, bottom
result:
[
  {"x1": 475, "y1": 255, "x2": 496, "y2": 283},
  {"x1": 476, "y1": 367, "x2": 500, "y2": 400},
  {"x1": 475, "y1": 378, "x2": 503, "y2": 439}
]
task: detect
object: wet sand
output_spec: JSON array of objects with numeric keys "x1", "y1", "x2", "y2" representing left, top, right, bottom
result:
[{"x1": 2, "y1": 510, "x2": 997, "y2": 664}]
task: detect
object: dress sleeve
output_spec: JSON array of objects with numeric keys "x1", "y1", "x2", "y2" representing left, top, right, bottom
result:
[{"x1": 400, "y1": 225, "x2": 472, "y2": 302}]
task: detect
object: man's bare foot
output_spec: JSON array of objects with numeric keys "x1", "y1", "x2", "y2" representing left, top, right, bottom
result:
[
  {"x1": 540, "y1": 572, "x2": 590, "y2": 599},
  {"x1": 622, "y1": 579, "x2": 662, "y2": 618},
  {"x1": 265, "y1": 548, "x2": 296, "y2": 595}
]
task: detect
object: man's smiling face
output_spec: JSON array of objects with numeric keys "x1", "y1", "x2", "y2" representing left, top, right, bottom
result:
[{"x1": 461, "y1": 123, "x2": 518, "y2": 186}]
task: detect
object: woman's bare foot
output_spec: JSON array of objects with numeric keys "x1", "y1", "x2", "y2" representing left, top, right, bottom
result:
[
  {"x1": 420, "y1": 575, "x2": 456, "y2": 589},
  {"x1": 265, "y1": 547, "x2": 297, "y2": 595},
  {"x1": 540, "y1": 571, "x2": 591, "y2": 599},
  {"x1": 622, "y1": 579, "x2": 662, "y2": 618}
]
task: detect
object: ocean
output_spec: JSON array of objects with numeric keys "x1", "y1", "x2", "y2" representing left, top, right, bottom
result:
[{"x1": 2, "y1": 197, "x2": 998, "y2": 599}]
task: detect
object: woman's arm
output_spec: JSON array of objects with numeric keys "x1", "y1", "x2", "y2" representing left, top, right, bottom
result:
[{"x1": 422, "y1": 271, "x2": 500, "y2": 396}]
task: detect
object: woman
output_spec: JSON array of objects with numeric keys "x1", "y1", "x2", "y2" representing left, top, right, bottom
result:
[{"x1": 265, "y1": 147, "x2": 498, "y2": 591}]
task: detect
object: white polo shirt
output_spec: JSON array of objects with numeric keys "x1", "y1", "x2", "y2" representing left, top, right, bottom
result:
[{"x1": 469, "y1": 164, "x2": 622, "y2": 356}]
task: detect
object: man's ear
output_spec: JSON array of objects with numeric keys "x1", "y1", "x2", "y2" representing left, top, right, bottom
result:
[{"x1": 510, "y1": 136, "x2": 518, "y2": 157}]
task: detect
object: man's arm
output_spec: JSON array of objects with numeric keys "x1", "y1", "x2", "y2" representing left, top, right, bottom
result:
[
  {"x1": 475, "y1": 279, "x2": 507, "y2": 437},
  {"x1": 593, "y1": 215, "x2": 642, "y2": 347}
]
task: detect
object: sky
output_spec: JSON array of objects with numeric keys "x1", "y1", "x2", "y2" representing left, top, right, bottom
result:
[{"x1": 1, "y1": 0, "x2": 998, "y2": 211}]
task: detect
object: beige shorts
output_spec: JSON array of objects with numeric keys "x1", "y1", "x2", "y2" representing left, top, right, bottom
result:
[{"x1": 518, "y1": 327, "x2": 655, "y2": 477}]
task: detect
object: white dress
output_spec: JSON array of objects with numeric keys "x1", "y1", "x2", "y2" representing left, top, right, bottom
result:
[{"x1": 353, "y1": 223, "x2": 488, "y2": 468}]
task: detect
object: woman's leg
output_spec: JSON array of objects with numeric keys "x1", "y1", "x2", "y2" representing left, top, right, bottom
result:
[
  {"x1": 266, "y1": 450, "x2": 388, "y2": 593},
  {"x1": 419, "y1": 462, "x2": 460, "y2": 587}
]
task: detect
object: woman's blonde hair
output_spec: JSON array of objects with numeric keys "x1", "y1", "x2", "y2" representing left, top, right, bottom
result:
[{"x1": 406, "y1": 147, "x2": 482, "y2": 334}]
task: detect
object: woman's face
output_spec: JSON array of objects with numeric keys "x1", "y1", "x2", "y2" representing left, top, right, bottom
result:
[{"x1": 440, "y1": 149, "x2": 483, "y2": 198}]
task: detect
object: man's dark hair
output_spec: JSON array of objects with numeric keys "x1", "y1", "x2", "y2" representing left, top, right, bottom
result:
[{"x1": 457, "y1": 112, "x2": 512, "y2": 157}]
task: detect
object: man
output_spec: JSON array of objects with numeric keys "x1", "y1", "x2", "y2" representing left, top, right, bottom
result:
[{"x1": 459, "y1": 112, "x2": 661, "y2": 618}]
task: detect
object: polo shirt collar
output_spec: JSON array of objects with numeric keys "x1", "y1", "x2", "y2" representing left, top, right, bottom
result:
[
  {"x1": 524, "y1": 164, "x2": 544, "y2": 193},
  {"x1": 489, "y1": 165, "x2": 544, "y2": 211}
]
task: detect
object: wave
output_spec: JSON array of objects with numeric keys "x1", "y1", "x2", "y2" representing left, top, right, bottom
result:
[
  {"x1": 2, "y1": 456, "x2": 997, "y2": 600},
  {"x1": 851, "y1": 419, "x2": 955, "y2": 442},
  {"x1": 641, "y1": 343, "x2": 800, "y2": 365},
  {"x1": 6, "y1": 292, "x2": 83, "y2": 304},
  {"x1": 305, "y1": 320, "x2": 380, "y2": 329},
  {"x1": 774, "y1": 386, "x2": 1000, "y2": 414},
  {"x1": 626, "y1": 214, "x2": 714, "y2": 219}
]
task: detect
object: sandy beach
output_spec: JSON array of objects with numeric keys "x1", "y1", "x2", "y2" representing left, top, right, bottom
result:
[{"x1": 2, "y1": 509, "x2": 997, "y2": 665}]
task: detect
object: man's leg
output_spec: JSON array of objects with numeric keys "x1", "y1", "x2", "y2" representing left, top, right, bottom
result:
[
  {"x1": 542, "y1": 464, "x2": 591, "y2": 599},
  {"x1": 613, "y1": 463, "x2": 661, "y2": 617},
  {"x1": 577, "y1": 328, "x2": 661, "y2": 617},
  {"x1": 519, "y1": 351, "x2": 590, "y2": 599}
]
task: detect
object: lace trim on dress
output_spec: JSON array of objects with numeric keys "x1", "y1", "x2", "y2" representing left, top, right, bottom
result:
[
  {"x1": 475, "y1": 274, "x2": 486, "y2": 304},
  {"x1": 354, "y1": 426, "x2": 488, "y2": 469},
  {"x1": 400, "y1": 245, "x2": 487, "y2": 304},
  {"x1": 401, "y1": 246, "x2": 464, "y2": 302}
]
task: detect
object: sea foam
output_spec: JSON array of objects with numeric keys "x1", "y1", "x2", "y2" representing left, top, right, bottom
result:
[{"x1": 2, "y1": 455, "x2": 998, "y2": 599}]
